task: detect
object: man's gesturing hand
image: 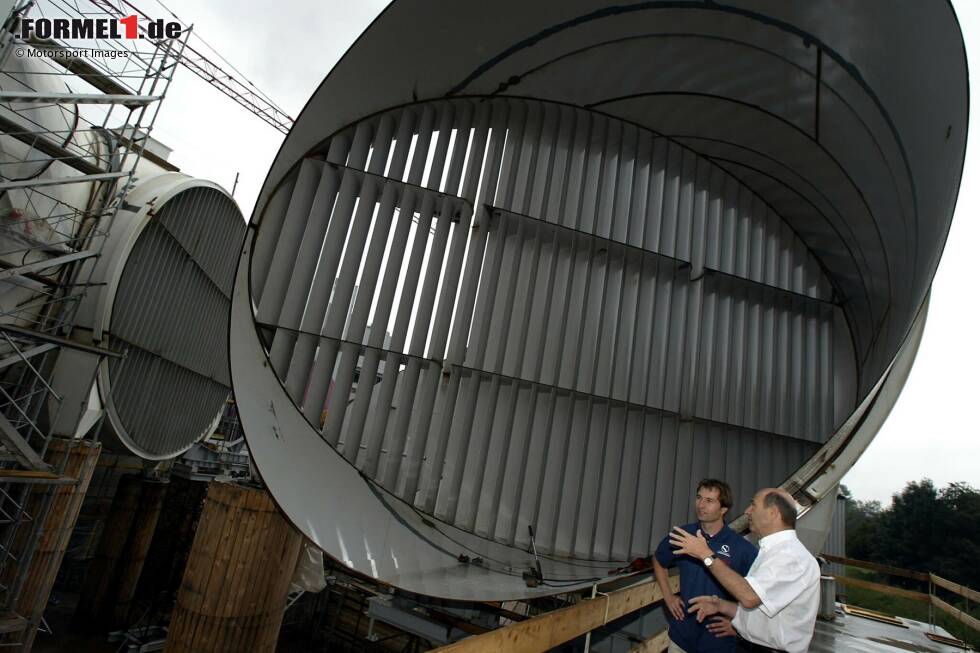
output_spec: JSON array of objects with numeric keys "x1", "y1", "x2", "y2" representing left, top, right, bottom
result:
[
  {"x1": 707, "y1": 616, "x2": 736, "y2": 638},
  {"x1": 687, "y1": 595, "x2": 722, "y2": 622},
  {"x1": 668, "y1": 526, "x2": 712, "y2": 559},
  {"x1": 664, "y1": 592, "x2": 685, "y2": 621}
]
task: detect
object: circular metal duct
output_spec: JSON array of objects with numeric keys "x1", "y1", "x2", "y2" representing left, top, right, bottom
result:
[
  {"x1": 231, "y1": 1, "x2": 967, "y2": 599},
  {"x1": 80, "y1": 173, "x2": 245, "y2": 459}
]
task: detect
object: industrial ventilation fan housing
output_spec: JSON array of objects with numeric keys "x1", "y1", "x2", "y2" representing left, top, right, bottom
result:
[
  {"x1": 65, "y1": 172, "x2": 246, "y2": 459},
  {"x1": 230, "y1": 0, "x2": 967, "y2": 600}
]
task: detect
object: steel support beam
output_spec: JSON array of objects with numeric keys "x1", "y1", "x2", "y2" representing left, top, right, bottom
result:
[
  {"x1": 0, "y1": 91, "x2": 158, "y2": 106},
  {"x1": 0, "y1": 413, "x2": 49, "y2": 472},
  {"x1": 0, "y1": 324, "x2": 123, "y2": 358},
  {"x1": 0, "y1": 171, "x2": 128, "y2": 191},
  {"x1": 0, "y1": 251, "x2": 98, "y2": 282}
]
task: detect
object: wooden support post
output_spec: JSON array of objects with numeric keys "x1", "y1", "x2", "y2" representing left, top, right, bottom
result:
[
  {"x1": 432, "y1": 576, "x2": 679, "y2": 653},
  {"x1": 164, "y1": 480, "x2": 303, "y2": 653},
  {"x1": 7, "y1": 438, "x2": 101, "y2": 651},
  {"x1": 73, "y1": 473, "x2": 168, "y2": 632},
  {"x1": 134, "y1": 475, "x2": 208, "y2": 607}
]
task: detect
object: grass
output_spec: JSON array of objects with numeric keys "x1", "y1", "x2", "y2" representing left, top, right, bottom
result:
[{"x1": 841, "y1": 566, "x2": 980, "y2": 650}]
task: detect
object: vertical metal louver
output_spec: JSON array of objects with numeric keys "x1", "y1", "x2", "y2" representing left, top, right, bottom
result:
[
  {"x1": 230, "y1": 0, "x2": 966, "y2": 601},
  {"x1": 85, "y1": 175, "x2": 245, "y2": 459},
  {"x1": 247, "y1": 97, "x2": 848, "y2": 559}
]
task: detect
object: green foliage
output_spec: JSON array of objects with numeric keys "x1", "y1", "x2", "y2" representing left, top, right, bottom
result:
[
  {"x1": 840, "y1": 484, "x2": 882, "y2": 562},
  {"x1": 842, "y1": 480, "x2": 980, "y2": 590}
]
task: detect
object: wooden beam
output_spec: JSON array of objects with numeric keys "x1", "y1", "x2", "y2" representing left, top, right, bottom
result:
[
  {"x1": 432, "y1": 576, "x2": 679, "y2": 653},
  {"x1": 931, "y1": 595, "x2": 980, "y2": 633},
  {"x1": 832, "y1": 575, "x2": 930, "y2": 603},
  {"x1": 821, "y1": 554, "x2": 928, "y2": 582},
  {"x1": 930, "y1": 574, "x2": 980, "y2": 604},
  {"x1": 629, "y1": 628, "x2": 670, "y2": 652}
]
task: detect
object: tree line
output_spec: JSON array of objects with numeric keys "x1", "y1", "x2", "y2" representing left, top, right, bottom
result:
[{"x1": 842, "y1": 480, "x2": 980, "y2": 590}]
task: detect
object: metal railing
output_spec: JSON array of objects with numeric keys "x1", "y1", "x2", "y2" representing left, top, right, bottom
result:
[{"x1": 822, "y1": 553, "x2": 980, "y2": 636}]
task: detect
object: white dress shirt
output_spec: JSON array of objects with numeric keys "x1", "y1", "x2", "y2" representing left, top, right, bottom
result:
[{"x1": 732, "y1": 529, "x2": 820, "y2": 653}]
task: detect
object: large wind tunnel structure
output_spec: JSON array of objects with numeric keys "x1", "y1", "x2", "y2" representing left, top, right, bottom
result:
[
  {"x1": 231, "y1": 1, "x2": 968, "y2": 599},
  {"x1": 66, "y1": 174, "x2": 245, "y2": 458},
  {"x1": 0, "y1": 50, "x2": 246, "y2": 461}
]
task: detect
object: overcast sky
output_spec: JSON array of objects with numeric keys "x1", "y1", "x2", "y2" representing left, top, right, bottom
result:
[{"x1": 147, "y1": 0, "x2": 979, "y2": 506}]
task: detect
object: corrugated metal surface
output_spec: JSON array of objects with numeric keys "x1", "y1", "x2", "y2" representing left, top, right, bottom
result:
[
  {"x1": 107, "y1": 186, "x2": 243, "y2": 458},
  {"x1": 249, "y1": 97, "x2": 852, "y2": 560},
  {"x1": 252, "y1": 1, "x2": 967, "y2": 435}
]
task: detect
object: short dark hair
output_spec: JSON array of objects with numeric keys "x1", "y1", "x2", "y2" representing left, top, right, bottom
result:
[
  {"x1": 696, "y1": 479, "x2": 733, "y2": 510},
  {"x1": 763, "y1": 491, "x2": 798, "y2": 527}
]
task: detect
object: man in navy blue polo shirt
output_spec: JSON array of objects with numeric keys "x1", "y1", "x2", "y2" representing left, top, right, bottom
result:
[{"x1": 653, "y1": 479, "x2": 757, "y2": 653}]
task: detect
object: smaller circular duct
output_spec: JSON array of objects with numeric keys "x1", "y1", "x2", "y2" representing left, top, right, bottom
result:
[{"x1": 76, "y1": 173, "x2": 245, "y2": 459}]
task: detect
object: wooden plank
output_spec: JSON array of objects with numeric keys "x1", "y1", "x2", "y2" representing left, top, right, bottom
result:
[
  {"x1": 0, "y1": 470, "x2": 59, "y2": 479},
  {"x1": 925, "y1": 632, "x2": 971, "y2": 649},
  {"x1": 931, "y1": 574, "x2": 980, "y2": 604},
  {"x1": 932, "y1": 595, "x2": 980, "y2": 633},
  {"x1": 432, "y1": 576, "x2": 679, "y2": 653},
  {"x1": 821, "y1": 554, "x2": 929, "y2": 582},
  {"x1": 0, "y1": 469, "x2": 75, "y2": 484},
  {"x1": 840, "y1": 603, "x2": 907, "y2": 627},
  {"x1": 630, "y1": 628, "x2": 670, "y2": 652},
  {"x1": 832, "y1": 575, "x2": 930, "y2": 603}
]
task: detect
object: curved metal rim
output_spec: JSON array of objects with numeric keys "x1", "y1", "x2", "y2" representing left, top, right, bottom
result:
[{"x1": 97, "y1": 174, "x2": 235, "y2": 460}]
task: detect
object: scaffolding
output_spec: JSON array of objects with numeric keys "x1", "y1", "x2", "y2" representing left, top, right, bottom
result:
[{"x1": 0, "y1": 0, "x2": 188, "y2": 642}]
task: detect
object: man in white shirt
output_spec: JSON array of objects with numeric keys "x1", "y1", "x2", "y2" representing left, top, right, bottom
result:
[{"x1": 667, "y1": 488, "x2": 820, "y2": 653}]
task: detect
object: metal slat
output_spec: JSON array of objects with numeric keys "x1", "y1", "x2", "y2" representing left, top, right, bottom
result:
[
  {"x1": 283, "y1": 165, "x2": 363, "y2": 405},
  {"x1": 591, "y1": 402, "x2": 625, "y2": 558},
  {"x1": 433, "y1": 370, "x2": 481, "y2": 521},
  {"x1": 566, "y1": 385, "x2": 599, "y2": 552},
  {"x1": 418, "y1": 110, "x2": 502, "y2": 506},
  {"x1": 453, "y1": 375, "x2": 501, "y2": 530},
  {"x1": 467, "y1": 103, "x2": 527, "y2": 370},
  {"x1": 250, "y1": 172, "x2": 297, "y2": 301},
  {"x1": 250, "y1": 96, "x2": 849, "y2": 559},
  {"x1": 446, "y1": 105, "x2": 509, "y2": 365},
  {"x1": 553, "y1": 395, "x2": 590, "y2": 556},
  {"x1": 507, "y1": 386, "x2": 551, "y2": 547},
  {"x1": 373, "y1": 199, "x2": 440, "y2": 482},
  {"x1": 397, "y1": 204, "x2": 463, "y2": 494}
]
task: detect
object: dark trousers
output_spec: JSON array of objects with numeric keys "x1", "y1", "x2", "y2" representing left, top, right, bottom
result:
[{"x1": 736, "y1": 638, "x2": 787, "y2": 653}]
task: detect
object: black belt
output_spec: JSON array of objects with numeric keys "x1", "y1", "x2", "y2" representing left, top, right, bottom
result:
[{"x1": 736, "y1": 638, "x2": 787, "y2": 653}]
